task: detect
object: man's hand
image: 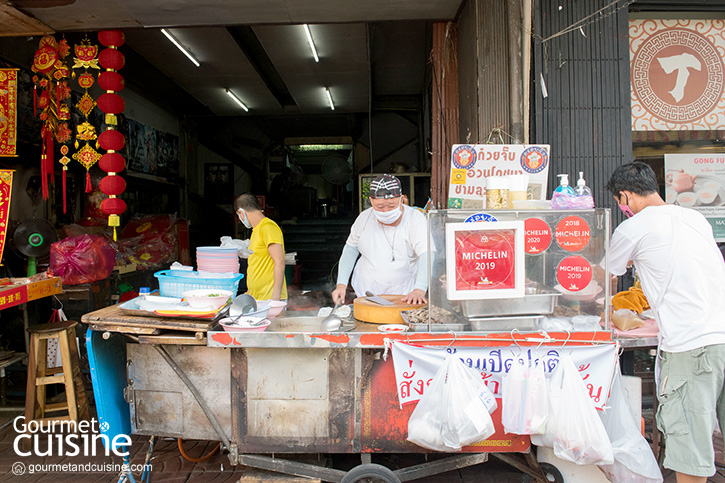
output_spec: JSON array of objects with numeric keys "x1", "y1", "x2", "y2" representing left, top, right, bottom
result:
[
  {"x1": 332, "y1": 284, "x2": 347, "y2": 305},
  {"x1": 402, "y1": 289, "x2": 427, "y2": 305}
]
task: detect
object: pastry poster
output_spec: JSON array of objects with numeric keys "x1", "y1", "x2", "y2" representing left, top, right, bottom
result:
[
  {"x1": 665, "y1": 153, "x2": 725, "y2": 240},
  {"x1": 447, "y1": 144, "x2": 550, "y2": 209}
]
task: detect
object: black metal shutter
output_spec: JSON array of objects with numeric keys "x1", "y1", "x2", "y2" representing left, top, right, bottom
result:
[{"x1": 533, "y1": 0, "x2": 632, "y2": 210}]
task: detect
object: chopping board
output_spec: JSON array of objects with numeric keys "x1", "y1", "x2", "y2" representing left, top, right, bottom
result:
[{"x1": 353, "y1": 295, "x2": 425, "y2": 324}]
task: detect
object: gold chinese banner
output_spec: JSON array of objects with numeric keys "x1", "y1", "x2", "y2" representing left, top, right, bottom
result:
[
  {"x1": 0, "y1": 170, "x2": 14, "y2": 264},
  {"x1": 0, "y1": 69, "x2": 18, "y2": 157}
]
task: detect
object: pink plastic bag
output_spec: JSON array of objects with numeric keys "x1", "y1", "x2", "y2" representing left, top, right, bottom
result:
[{"x1": 50, "y1": 234, "x2": 116, "y2": 285}]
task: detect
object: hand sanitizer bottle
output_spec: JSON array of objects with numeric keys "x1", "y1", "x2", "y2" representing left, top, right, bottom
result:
[
  {"x1": 574, "y1": 172, "x2": 595, "y2": 209},
  {"x1": 551, "y1": 174, "x2": 576, "y2": 209}
]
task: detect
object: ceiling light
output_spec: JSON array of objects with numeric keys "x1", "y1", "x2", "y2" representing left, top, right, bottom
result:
[
  {"x1": 325, "y1": 87, "x2": 335, "y2": 111},
  {"x1": 161, "y1": 29, "x2": 200, "y2": 67},
  {"x1": 303, "y1": 24, "x2": 319, "y2": 62},
  {"x1": 226, "y1": 89, "x2": 249, "y2": 112}
]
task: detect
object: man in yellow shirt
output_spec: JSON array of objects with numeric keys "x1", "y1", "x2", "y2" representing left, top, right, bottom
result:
[{"x1": 234, "y1": 194, "x2": 287, "y2": 301}]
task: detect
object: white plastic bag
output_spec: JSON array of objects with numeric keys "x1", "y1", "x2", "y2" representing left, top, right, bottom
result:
[
  {"x1": 407, "y1": 356, "x2": 495, "y2": 451},
  {"x1": 532, "y1": 355, "x2": 613, "y2": 465},
  {"x1": 598, "y1": 370, "x2": 662, "y2": 483},
  {"x1": 501, "y1": 360, "x2": 548, "y2": 435}
]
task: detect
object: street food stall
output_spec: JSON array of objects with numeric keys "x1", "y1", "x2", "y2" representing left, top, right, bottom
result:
[{"x1": 83, "y1": 208, "x2": 630, "y2": 483}]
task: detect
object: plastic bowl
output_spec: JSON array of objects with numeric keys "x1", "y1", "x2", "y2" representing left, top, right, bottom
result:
[
  {"x1": 219, "y1": 316, "x2": 270, "y2": 332},
  {"x1": 266, "y1": 300, "x2": 287, "y2": 318},
  {"x1": 182, "y1": 289, "x2": 233, "y2": 310}
]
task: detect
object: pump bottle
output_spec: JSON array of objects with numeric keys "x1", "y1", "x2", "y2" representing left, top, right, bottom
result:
[
  {"x1": 574, "y1": 172, "x2": 595, "y2": 209},
  {"x1": 550, "y1": 174, "x2": 576, "y2": 209}
]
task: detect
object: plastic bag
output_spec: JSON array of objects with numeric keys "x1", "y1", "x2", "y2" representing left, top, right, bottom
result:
[
  {"x1": 598, "y1": 370, "x2": 662, "y2": 483},
  {"x1": 532, "y1": 355, "x2": 613, "y2": 466},
  {"x1": 407, "y1": 356, "x2": 495, "y2": 452},
  {"x1": 502, "y1": 360, "x2": 548, "y2": 435},
  {"x1": 50, "y1": 234, "x2": 116, "y2": 285}
]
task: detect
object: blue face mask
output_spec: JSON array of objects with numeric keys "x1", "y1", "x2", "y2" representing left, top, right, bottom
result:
[
  {"x1": 238, "y1": 209, "x2": 252, "y2": 228},
  {"x1": 618, "y1": 193, "x2": 635, "y2": 218}
]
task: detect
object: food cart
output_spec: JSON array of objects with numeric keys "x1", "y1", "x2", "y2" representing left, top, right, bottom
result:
[{"x1": 83, "y1": 208, "x2": 619, "y2": 483}]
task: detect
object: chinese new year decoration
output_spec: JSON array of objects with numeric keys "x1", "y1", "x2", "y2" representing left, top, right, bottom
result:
[
  {"x1": 0, "y1": 69, "x2": 18, "y2": 157},
  {"x1": 72, "y1": 37, "x2": 100, "y2": 120},
  {"x1": 97, "y1": 30, "x2": 127, "y2": 240},
  {"x1": 72, "y1": 121, "x2": 100, "y2": 193},
  {"x1": 32, "y1": 35, "x2": 71, "y2": 200},
  {"x1": 0, "y1": 170, "x2": 14, "y2": 264}
]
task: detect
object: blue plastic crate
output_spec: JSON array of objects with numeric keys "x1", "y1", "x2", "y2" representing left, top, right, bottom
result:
[{"x1": 154, "y1": 270, "x2": 244, "y2": 298}]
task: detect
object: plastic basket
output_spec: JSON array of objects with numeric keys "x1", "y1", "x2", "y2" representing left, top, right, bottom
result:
[{"x1": 154, "y1": 270, "x2": 244, "y2": 298}]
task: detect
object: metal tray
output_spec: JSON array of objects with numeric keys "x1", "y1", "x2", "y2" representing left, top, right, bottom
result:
[
  {"x1": 400, "y1": 310, "x2": 469, "y2": 332},
  {"x1": 461, "y1": 292, "x2": 559, "y2": 317},
  {"x1": 469, "y1": 315, "x2": 544, "y2": 332},
  {"x1": 118, "y1": 295, "x2": 229, "y2": 320}
]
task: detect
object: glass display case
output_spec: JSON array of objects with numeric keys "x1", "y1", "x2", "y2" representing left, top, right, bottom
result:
[{"x1": 409, "y1": 209, "x2": 612, "y2": 332}]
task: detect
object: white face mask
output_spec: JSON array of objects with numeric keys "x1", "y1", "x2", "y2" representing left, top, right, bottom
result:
[
  {"x1": 238, "y1": 209, "x2": 252, "y2": 229},
  {"x1": 373, "y1": 204, "x2": 402, "y2": 224}
]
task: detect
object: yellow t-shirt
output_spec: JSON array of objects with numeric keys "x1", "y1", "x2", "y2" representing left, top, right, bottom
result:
[{"x1": 247, "y1": 217, "x2": 287, "y2": 300}]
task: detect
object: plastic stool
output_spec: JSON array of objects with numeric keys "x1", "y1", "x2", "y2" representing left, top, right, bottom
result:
[{"x1": 24, "y1": 320, "x2": 90, "y2": 426}]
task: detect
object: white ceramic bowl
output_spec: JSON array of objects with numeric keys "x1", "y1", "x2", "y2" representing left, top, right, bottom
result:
[
  {"x1": 266, "y1": 300, "x2": 287, "y2": 318},
  {"x1": 182, "y1": 289, "x2": 233, "y2": 310},
  {"x1": 676, "y1": 191, "x2": 697, "y2": 207}
]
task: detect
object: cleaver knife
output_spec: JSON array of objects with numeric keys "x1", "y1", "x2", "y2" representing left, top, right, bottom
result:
[{"x1": 365, "y1": 291, "x2": 395, "y2": 305}]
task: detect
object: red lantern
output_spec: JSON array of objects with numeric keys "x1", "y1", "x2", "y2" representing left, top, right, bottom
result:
[
  {"x1": 99, "y1": 153, "x2": 126, "y2": 173},
  {"x1": 98, "y1": 30, "x2": 125, "y2": 47},
  {"x1": 98, "y1": 49, "x2": 125, "y2": 70},
  {"x1": 99, "y1": 175, "x2": 126, "y2": 195},
  {"x1": 98, "y1": 129, "x2": 125, "y2": 151},
  {"x1": 101, "y1": 197, "x2": 127, "y2": 215},
  {"x1": 97, "y1": 93, "x2": 124, "y2": 114},
  {"x1": 98, "y1": 71, "x2": 124, "y2": 92}
]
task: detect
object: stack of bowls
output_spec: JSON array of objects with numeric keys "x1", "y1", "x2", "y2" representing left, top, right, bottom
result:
[{"x1": 197, "y1": 246, "x2": 240, "y2": 273}]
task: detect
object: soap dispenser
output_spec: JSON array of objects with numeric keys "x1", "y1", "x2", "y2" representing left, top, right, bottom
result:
[
  {"x1": 574, "y1": 171, "x2": 595, "y2": 209},
  {"x1": 551, "y1": 174, "x2": 576, "y2": 209}
]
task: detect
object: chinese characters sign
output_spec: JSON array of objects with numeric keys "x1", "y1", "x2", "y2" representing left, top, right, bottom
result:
[
  {"x1": 630, "y1": 19, "x2": 725, "y2": 130},
  {"x1": 0, "y1": 69, "x2": 18, "y2": 157},
  {"x1": 0, "y1": 170, "x2": 13, "y2": 263}
]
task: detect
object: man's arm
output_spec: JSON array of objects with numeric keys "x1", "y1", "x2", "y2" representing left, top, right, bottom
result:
[{"x1": 268, "y1": 243, "x2": 285, "y2": 300}]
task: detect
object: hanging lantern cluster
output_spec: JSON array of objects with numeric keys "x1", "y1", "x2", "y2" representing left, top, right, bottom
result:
[
  {"x1": 97, "y1": 30, "x2": 127, "y2": 240},
  {"x1": 32, "y1": 35, "x2": 71, "y2": 200}
]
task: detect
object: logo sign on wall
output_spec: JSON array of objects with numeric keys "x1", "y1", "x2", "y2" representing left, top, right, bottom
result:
[
  {"x1": 448, "y1": 144, "x2": 550, "y2": 210},
  {"x1": 445, "y1": 221, "x2": 525, "y2": 300},
  {"x1": 630, "y1": 19, "x2": 725, "y2": 131}
]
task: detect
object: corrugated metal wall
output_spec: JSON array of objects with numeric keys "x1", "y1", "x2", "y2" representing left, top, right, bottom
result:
[{"x1": 533, "y1": 0, "x2": 632, "y2": 209}]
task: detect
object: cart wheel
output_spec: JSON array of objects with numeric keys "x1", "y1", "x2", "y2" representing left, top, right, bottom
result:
[
  {"x1": 522, "y1": 462, "x2": 564, "y2": 483},
  {"x1": 341, "y1": 463, "x2": 401, "y2": 483}
]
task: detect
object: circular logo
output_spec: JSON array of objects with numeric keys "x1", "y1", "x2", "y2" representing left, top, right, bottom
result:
[
  {"x1": 520, "y1": 147, "x2": 549, "y2": 174},
  {"x1": 554, "y1": 216, "x2": 591, "y2": 252},
  {"x1": 12, "y1": 462, "x2": 26, "y2": 476},
  {"x1": 631, "y1": 28, "x2": 724, "y2": 124},
  {"x1": 464, "y1": 212, "x2": 498, "y2": 223},
  {"x1": 524, "y1": 217, "x2": 552, "y2": 254},
  {"x1": 556, "y1": 255, "x2": 593, "y2": 292},
  {"x1": 451, "y1": 145, "x2": 477, "y2": 170}
]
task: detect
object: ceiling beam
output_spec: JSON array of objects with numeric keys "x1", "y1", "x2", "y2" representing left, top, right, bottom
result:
[{"x1": 226, "y1": 26, "x2": 298, "y2": 113}]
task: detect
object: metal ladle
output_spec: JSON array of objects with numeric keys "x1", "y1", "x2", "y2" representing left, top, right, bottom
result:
[{"x1": 320, "y1": 303, "x2": 342, "y2": 331}]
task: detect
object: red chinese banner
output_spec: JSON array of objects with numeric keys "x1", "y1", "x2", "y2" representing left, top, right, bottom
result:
[
  {"x1": 0, "y1": 69, "x2": 18, "y2": 157},
  {"x1": 0, "y1": 170, "x2": 14, "y2": 264}
]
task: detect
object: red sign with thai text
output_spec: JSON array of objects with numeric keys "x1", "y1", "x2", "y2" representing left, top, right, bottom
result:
[
  {"x1": 556, "y1": 256, "x2": 592, "y2": 291},
  {"x1": 454, "y1": 229, "x2": 517, "y2": 291},
  {"x1": 554, "y1": 216, "x2": 591, "y2": 252},
  {"x1": 524, "y1": 217, "x2": 551, "y2": 254}
]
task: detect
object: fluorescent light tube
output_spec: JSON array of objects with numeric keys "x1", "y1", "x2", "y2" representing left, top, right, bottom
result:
[
  {"x1": 226, "y1": 89, "x2": 249, "y2": 112},
  {"x1": 325, "y1": 87, "x2": 335, "y2": 111},
  {"x1": 303, "y1": 24, "x2": 319, "y2": 62},
  {"x1": 161, "y1": 29, "x2": 200, "y2": 67}
]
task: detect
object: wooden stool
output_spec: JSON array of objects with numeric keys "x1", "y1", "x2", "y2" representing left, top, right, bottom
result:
[{"x1": 24, "y1": 320, "x2": 90, "y2": 426}]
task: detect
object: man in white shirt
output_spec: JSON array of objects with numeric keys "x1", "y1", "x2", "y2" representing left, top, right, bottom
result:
[
  {"x1": 331, "y1": 174, "x2": 428, "y2": 305},
  {"x1": 606, "y1": 162, "x2": 725, "y2": 483}
]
